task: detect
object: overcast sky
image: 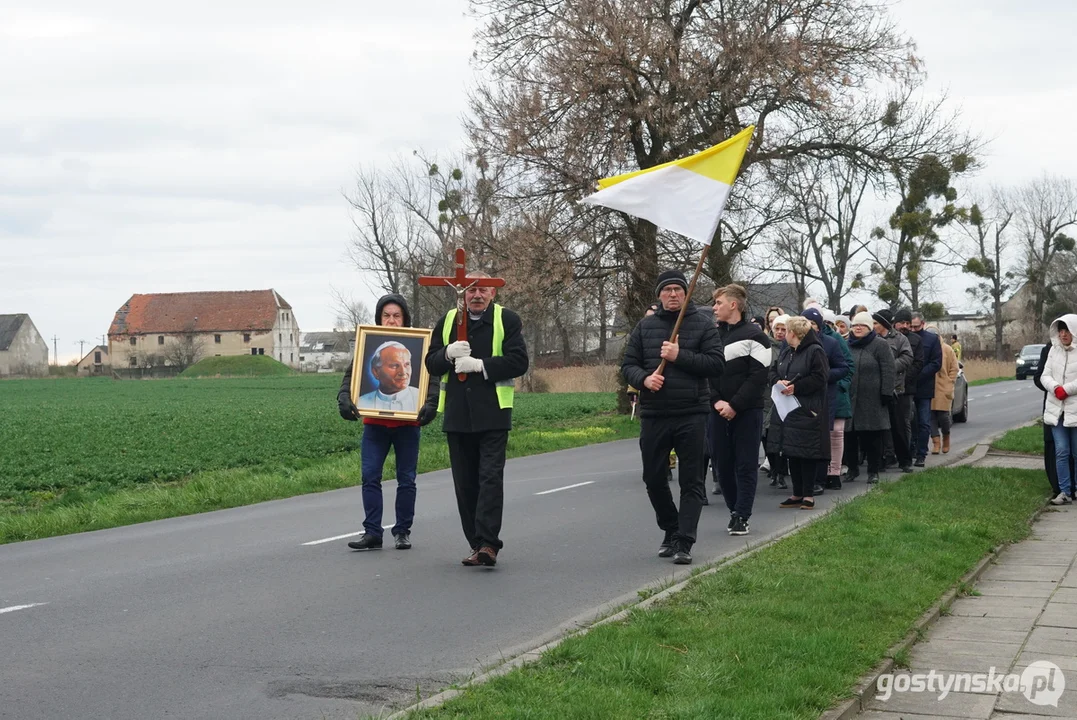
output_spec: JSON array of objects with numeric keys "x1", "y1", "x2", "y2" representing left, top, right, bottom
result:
[{"x1": 3, "y1": 1, "x2": 1074, "y2": 363}]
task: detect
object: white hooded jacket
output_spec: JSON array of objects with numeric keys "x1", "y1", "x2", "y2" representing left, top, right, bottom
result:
[{"x1": 1042, "y1": 313, "x2": 1077, "y2": 427}]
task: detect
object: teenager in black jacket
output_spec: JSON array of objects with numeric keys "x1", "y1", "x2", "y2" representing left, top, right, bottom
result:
[
  {"x1": 710, "y1": 284, "x2": 771, "y2": 536},
  {"x1": 622, "y1": 270, "x2": 725, "y2": 565}
]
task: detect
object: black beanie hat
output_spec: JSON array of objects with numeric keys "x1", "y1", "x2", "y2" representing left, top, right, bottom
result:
[
  {"x1": 893, "y1": 308, "x2": 912, "y2": 324},
  {"x1": 873, "y1": 309, "x2": 893, "y2": 331},
  {"x1": 655, "y1": 269, "x2": 688, "y2": 296}
]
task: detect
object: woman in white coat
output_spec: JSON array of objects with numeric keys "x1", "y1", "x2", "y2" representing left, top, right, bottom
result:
[{"x1": 1041, "y1": 313, "x2": 1077, "y2": 505}]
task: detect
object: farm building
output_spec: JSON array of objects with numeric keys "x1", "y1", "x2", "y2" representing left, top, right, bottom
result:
[
  {"x1": 76, "y1": 345, "x2": 110, "y2": 375},
  {"x1": 0, "y1": 314, "x2": 49, "y2": 377},
  {"x1": 108, "y1": 289, "x2": 301, "y2": 369}
]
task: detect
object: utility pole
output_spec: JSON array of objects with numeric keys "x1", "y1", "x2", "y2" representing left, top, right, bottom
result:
[
  {"x1": 76, "y1": 339, "x2": 88, "y2": 360},
  {"x1": 51, "y1": 335, "x2": 59, "y2": 366}
]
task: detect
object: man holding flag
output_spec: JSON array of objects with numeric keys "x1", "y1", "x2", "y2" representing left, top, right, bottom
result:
[
  {"x1": 584, "y1": 126, "x2": 754, "y2": 562},
  {"x1": 621, "y1": 270, "x2": 724, "y2": 564}
]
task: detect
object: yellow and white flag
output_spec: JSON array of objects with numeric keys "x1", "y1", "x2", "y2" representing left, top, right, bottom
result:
[{"x1": 580, "y1": 125, "x2": 754, "y2": 245}]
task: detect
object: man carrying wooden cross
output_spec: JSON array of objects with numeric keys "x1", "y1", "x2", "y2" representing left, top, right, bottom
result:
[{"x1": 423, "y1": 263, "x2": 528, "y2": 568}]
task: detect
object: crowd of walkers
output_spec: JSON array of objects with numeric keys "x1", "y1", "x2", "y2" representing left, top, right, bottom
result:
[{"x1": 622, "y1": 273, "x2": 967, "y2": 564}]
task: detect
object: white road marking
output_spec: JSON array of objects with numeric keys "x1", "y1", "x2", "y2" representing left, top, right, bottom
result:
[
  {"x1": 0, "y1": 603, "x2": 47, "y2": 615},
  {"x1": 534, "y1": 481, "x2": 595, "y2": 496},
  {"x1": 303, "y1": 525, "x2": 393, "y2": 546}
]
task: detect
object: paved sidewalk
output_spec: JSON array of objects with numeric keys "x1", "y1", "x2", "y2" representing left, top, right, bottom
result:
[{"x1": 859, "y1": 505, "x2": 1077, "y2": 719}]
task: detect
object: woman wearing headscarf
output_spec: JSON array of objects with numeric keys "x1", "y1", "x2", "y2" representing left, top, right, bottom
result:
[
  {"x1": 1041, "y1": 313, "x2": 1077, "y2": 505},
  {"x1": 767, "y1": 316, "x2": 830, "y2": 509}
]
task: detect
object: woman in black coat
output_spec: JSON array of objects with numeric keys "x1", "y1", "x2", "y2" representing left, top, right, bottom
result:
[{"x1": 766, "y1": 316, "x2": 830, "y2": 510}]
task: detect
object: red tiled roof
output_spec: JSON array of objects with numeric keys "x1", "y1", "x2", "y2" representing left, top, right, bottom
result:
[{"x1": 108, "y1": 290, "x2": 293, "y2": 336}]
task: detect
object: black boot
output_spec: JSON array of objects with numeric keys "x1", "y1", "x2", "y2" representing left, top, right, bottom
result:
[
  {"x1": 776, "y1": 474, "x2": 788, "y2": 490},
  {"x1": 825, "y1": 474, "x2": 842, "y2": 490},
  {"x1": 347, "y1": 534, "x2": 383, "y2": 551}
]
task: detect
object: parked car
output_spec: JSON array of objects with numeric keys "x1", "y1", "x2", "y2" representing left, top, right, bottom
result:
[
  {"x1": 1016, "y1": 344, "x2": 1047, "y2": 380},
  {"x1": 952, "y1": 362, "x2": 969, "y2": 423}
]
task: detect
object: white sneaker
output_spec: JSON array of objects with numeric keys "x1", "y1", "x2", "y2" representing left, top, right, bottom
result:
[
  {"x1": 1050, "y1": 493, "x2": 1072, "y2": 506},
  {"x1": 760, "y1": 458, "x2": 771, "y2": 472}
]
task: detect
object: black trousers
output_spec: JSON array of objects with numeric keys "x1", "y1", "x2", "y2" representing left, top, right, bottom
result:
[
  {"x1": 889, "y1": 395, "x2": 913, "y2": 468},
  {"x1": 640, "y1": 414, "x2": 707, "y2": 546},
  {"x1": 847, "y1": 430, "x2": 884, "y2": 474},
  {"x1": 713, "y1": 408, "x2": 763, "y2": 519},
  {"x1": 446, "y1": 431, "x2": 508, "y2": 550},
  {"x1": 788, "y1": 457, "x2": 821, "y2": 498}
]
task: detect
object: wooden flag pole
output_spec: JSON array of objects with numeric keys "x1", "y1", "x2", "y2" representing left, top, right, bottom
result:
[{"x1": 655, "y1": 248, "x2": 709, "y2": 377}]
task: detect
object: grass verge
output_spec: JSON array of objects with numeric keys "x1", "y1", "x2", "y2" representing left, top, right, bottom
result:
[
  {"x1": 0, "y1": 399, "x2": 638, "y2": 544},
  {"x1": 402, "y1": 466, "x2": 1047, "y2": 720},
  {"x1": 992, "y1": 423, "x2": 1046, "y2": 454},
  {"x1": 968, "y1": 376, "x2": 1011, "y2": 387}
]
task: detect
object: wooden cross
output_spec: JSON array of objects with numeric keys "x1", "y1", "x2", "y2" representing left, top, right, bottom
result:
[{"x1": 418, "y1": 248, "x2": 506, "y2": 380}]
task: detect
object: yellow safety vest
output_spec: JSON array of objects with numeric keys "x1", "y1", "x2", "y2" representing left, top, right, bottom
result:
[{"x1": 437, "y1": 304, "x2": 514, "y2": 412}]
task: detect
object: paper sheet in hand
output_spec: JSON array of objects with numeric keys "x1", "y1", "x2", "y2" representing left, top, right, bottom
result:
[{"x1": 771, "y1": 383, "x2": 800, "y2": 421}]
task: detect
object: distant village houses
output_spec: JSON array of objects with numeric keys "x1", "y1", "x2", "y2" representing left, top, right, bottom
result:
[
  {"x1": 0, "y1": 314, "x2": 49, "y2": 377},
  {"x1": 940, "y1": 284, "x2": 1044, "y2": 357},
  {"x1": 298, "y1": 331, "x2": 354, "y2": 373},
  {"x1": 108, "y1": 289, "x2": 301, "y2": 370}
]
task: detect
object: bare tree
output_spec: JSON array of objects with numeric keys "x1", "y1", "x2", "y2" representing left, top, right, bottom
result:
[
  {"x1": 1016, "y1": 174, "x2": 1077, "y2": 332},
  {"x1": 330, "y1": 287, "x2": 373, "y2": 331},
  {"x1": 959, "y1": 190, "x2": 1016, "y2": 360},
  {"x1": 163, "y1": 324, "x2": 204, "y2": 371},
  {"x1": 768, "y1": 159, "x2": 875, "y2": 311},
  {"x1": 466, "y1": 0, "x2": 958, "y2": 326}
]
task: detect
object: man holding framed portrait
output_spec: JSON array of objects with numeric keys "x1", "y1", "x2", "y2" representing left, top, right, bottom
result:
[{"x1": 337, "y1": 293, "x2": 438, "y2": 551}]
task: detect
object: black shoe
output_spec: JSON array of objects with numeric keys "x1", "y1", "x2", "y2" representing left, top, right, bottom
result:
[
  {"x1": 347, "y1": 534, "x2": 383, "y2": 551},
  {"x1": 701, "y1": 492, "x2": 709, "y2": 506},
  {"x1": 867, "y1": 473, "x2": 880, "y2": 484},
  {"x1": 780, "y1": 496, "x2": 802, "y2": 508},
  {"x1": 845, "y1": 468, "x2": 859, "y2": 482},
  {"x1": 813, "y1": 484, "x2": 825, "y2": 496},
  {"x1": 727, "y1": 514, "x2": 735, "y2": 532},
  {"x1": 394, "y1": 533, "x2": 411, "y2": 550},
  {"x1": 900, "y1": 465, "x2": 914, "y2": 473},
  {"x1": 712, "y1": 484, "x2": 723, "y2": 495},
  {"x1": 776, "y1": 475, "x2": 788, "y2": 490},
  {"x1": 913, "y1": 458, "x2": 925, "y2": 467},
  {"x1": 825, "y1": 475, "x2": 842, "y2": 490},
  {"x1": 769, "y1": 475, "x2": 778, "y2": 487},
  {"x1": 729, "y1": 514, "x2": 749, "y2": 536},
  {"x1": 658, "y1": 531, "x2": 675, "y2": 558},
  {"x1": 672, "y1": 542, "x2": 693, "y2": 565}
]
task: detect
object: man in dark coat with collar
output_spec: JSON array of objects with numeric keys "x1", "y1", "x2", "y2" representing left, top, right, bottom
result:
[
  {"x1": 425, "y1": 275, "x2": 529, "y2": 567},
  {"x1": 892, "y1": 308, "x2": 924, "y2": 466},
  {"x1": 622, "y1": 269, "x2": 725, "y2": 565},
  {"x1": 910, "y1": 311, "x2": 942, "y2": 466}
]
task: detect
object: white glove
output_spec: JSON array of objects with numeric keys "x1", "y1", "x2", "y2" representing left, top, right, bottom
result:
[
  {"x1": 454, "y1": 356, "x2": 484, "y2": 374},
  {"x1": 446, "y1": 341, "x2": 471, "y2": 360}
]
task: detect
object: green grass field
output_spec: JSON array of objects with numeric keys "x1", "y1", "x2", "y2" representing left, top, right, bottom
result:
[{"x1": 0, "y1": 377, "x2": 634, "y2": 542}]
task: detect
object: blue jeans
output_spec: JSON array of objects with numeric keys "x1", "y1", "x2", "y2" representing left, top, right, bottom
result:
[
  {"x1": 1052, "y1": 423, "x2": 1077, "y2": 496},
  {"x1": 360, "y1": 423, "x2": 420, "y2": 537},
  {"x1": 915, "y1": 398, "x2": 933, "y2": 459}
]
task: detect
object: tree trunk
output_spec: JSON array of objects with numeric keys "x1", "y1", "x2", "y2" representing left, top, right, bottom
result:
[
  {"x1": 622, "y1": 220, "x2": 659, "y2": 332},
  {"x1": 598, "y1": 278, "x2": 608, "y2": 359}
]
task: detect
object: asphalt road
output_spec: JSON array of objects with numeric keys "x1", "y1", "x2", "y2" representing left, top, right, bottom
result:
[{"x1": 0, "y1": 379, "x2": 1044, "y2": 720}]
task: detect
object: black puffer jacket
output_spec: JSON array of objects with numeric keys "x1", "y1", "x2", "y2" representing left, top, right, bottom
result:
[
  {"x1": 621, "y1": 303, "x2": 724, "y2": 418},
  {"x1": 765, "y1": 329, "x2": 830, "y2": 460}
]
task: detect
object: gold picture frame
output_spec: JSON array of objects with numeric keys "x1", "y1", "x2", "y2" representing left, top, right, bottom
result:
[{"x1": 349, "y1": 324, "x2": 433, "y2": 421}]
